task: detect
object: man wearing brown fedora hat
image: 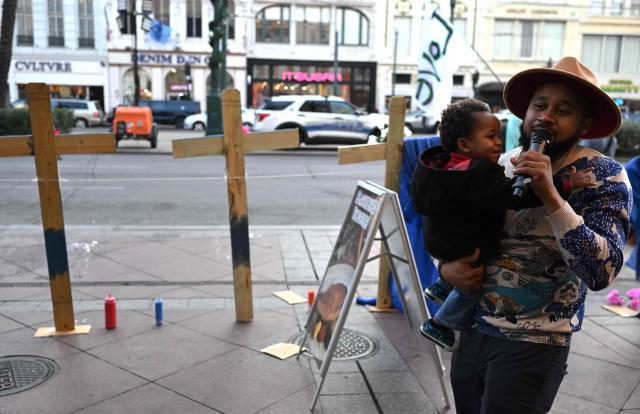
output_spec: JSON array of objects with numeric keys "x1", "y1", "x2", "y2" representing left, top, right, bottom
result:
[{"x1": 438, "y1": 56, "x2": 632, "y2": 413}]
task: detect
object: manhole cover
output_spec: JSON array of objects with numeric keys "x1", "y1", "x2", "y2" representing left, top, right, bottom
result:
[
  {"x1": 289, "y1": 329, "x2": 378, "y2": 361},
  {"x1": 0, "y1": 356, "x2": 59, "y2": 397}
]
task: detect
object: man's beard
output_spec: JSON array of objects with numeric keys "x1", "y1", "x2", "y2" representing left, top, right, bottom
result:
[{"x1": 518, "y1": 124, "x2": 581, "y2": 162}]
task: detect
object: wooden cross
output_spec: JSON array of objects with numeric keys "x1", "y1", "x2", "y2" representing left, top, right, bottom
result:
[
  {"x1": 172, "y1": 88, "x2": 299, "y2": 322},
  {"x1": 0, "y1": 83, "x2": 116, "y2": 336},
  {"x1": 337, "y1": 96, "x2": 407, "y2": 309}
]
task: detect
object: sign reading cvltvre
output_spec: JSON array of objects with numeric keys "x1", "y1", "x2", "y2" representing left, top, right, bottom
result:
[{"x1": 14, "y1": 61, "x2": 72, "y2": 72}]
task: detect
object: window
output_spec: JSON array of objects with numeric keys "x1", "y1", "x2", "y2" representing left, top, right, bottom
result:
[
  {"x1": 330, "y1": 101, "x2": 356, "y2": 115},
  {"x1": 186, "y1": 0, "x2": 202, "y2": 38},
  {"x1": 227, "y1": 0, "x2": 235, "y2": 40},
  {"x1": 453, "y1": 18, "x2": 467, "y2": 43},
  {"x1": 295, "y1": 6, "x2": 329, "y2": 44},
  {"x1": 337, "y1": 8, "x2": 369, "y2": 46},
  {"x1": 493, "y1": 19, "x2": 565, "y2": 61},
  {"x1": 78, "y1": 0, "x2": 94, "y2": 48},
  {"x1": 122, "y1": 68, "x2": 152, "y2": 105},
  {"x1": 300, "y1": 100, "x2": 329, "y2": 113},
  {"x1": 394, "y1": 73, "x2": 411, "y2": 84},
  {"x1": 632, "y1": 0, "x2": 640, "y2": 16},
  {"x1": 582, "y1": 35, "x2": 640, "y2": 74},
  {"x1": 452, "y1": 74, "x2": 464, "y2": 85},
  {"x1": 256, "y1": 5, "x2": 290, "y2": 43},
  {"x1": 119, "y1": 0, "x2": 135, "y2": 35},
  {"x1": 16, "y1": 0, "x2": 33, "y2": 46},
  {"x1": 589, "y1": 0, "x2": 604, "y2": 15},
  {"x1": 395, "y1": 17, "x2": 411, "y2": 56},
  {"x1": 154, "y1": 0, "x2": 170, "y2": 25},
  {"x1": 48, "y1": 0, "x2": 64, "y2": 47},
  {"x1": 610, "y1": 0, "x2": 623, "y2": 15},
  {"x1": 493, "y1": 20, "x2": 513, "y2": 59}
]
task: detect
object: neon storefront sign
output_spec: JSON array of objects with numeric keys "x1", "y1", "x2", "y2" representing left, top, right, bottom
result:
[{"x1": 281, "y1": 71, "x2": 343, "y2": 83}]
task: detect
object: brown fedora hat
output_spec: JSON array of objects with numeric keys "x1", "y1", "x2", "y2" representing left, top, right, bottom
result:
[{"x1": 503, "y1": 56, "x2": 621, "y2": 139}]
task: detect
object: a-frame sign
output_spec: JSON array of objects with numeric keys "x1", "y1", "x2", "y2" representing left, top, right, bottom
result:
[{"x1": 301, "y1": 181, "x2": 450, "y2": 411}]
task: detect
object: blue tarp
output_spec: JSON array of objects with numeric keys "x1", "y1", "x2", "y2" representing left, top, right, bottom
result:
[
  {"x1": 390, "y1": 135, "x2": 442, "y2": 315},
  {"x1": 625, "y1": 156, "x2": 640, "y2": 281}
]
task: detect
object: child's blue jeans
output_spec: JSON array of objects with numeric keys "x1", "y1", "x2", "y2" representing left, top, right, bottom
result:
[{"x1": 432, "y1": 277, "x2": 481, "y2": 331}]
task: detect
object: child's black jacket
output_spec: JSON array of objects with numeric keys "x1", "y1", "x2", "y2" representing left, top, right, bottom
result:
[{"x1": 410, "y1": 146, "x2": 571, "y2": 261}]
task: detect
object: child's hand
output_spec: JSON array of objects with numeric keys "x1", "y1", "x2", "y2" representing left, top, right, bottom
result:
[{"x1": 569, "y1": 166, "x2": 597, "y2": 189}]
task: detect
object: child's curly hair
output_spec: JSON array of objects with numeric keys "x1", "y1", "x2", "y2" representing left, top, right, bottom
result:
[{"x1": 439, "y1": 99, "x2": 491, "y2": 153}]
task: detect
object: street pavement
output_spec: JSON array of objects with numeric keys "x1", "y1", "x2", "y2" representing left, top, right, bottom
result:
[{"x1": 0, "y1": 224, "x2": 639, "y2": 413}]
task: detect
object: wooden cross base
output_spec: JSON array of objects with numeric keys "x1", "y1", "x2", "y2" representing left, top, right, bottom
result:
[{"x1": 34, "y1": 325, "x2": 92, "y2": 338}]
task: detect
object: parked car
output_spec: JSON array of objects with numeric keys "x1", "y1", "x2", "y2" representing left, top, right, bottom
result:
[
  {"x1": 112, "y1": 106, "x2": 158, "y2": 148},
  {"x1": 404, "y1": 108, "x2": 439, "y2": 133},
  {"x1": 10, "y1": 99, "x2": 27, "y2": 109},
  {"x1": 184, "y1": 108, "x2": 257, "y2": 131},
  {"x1": 139, "y1": 100, "x2": 200, "y2": 129},
  {"x1": 255, "y1": 97, "x2": 297, "y2": 123},
  {"x1": 10, "y1": 98, "x2": 104, "y2": 128},
  {"x1": 253, "y1": 95, "x2": 387, "y2": 145},
  {"x1": 52, "y1": 99, "x2": 105, "y2": 128}
]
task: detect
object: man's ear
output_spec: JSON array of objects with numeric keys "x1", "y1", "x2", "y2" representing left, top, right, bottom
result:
[
  {"x1": 457, "y1": 138, "x2": 471, "y2": 153},
  {"x1": 579, "y1": 117, "x2": 593, "y2": 137}
]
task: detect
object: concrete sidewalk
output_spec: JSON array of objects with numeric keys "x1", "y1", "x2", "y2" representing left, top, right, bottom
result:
[{"x1": 0, "y1": 225, "x2": 638, "y2": 413}]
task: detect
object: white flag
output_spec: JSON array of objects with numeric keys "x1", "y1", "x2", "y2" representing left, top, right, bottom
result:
[{"x1": 415, "y1": 7, "x2": 466, "y2": 119}]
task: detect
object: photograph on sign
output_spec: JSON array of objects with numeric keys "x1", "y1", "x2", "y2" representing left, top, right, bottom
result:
[{"x1": 304, "y1": 182, "x2": 386, "y2": 364}]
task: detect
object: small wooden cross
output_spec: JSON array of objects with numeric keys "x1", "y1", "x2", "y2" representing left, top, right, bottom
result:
[
  {"x1": 0, "y1": 83, "x2": 116, "y2": 336},
  {"x1": 336, "y1": 96, "x2": 407, "y2": 309},
  {"x1": 172, "y1": 88, "x2": 299, "y2": 322}
]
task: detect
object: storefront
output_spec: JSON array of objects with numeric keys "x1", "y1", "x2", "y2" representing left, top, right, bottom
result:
[
  {"x1": 9, "y1": 58, "x2": 106, "y2": 108},
  {"x1": 107, "y1": 50, "x2": 245, "y2": 112},
  {"x1": 247, "y1": 58, "x2": 377, "y2": 112}
]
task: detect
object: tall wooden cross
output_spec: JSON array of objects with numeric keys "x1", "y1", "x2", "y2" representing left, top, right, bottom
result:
[
  {"x1": 337, "y1": 96, "x2": 407, "y2": 309},
  {"x1": 0, "y1": 83, "x2": 116, "y2": 336},
  {"x1": 172, "y1": 88, "x2": 299, "y2": 322}
]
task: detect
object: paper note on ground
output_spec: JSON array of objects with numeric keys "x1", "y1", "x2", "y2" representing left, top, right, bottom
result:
[
  {"x1": 261, "y1": 342, "x2": 305, "y2": 360},
  {"x1": 602, "y1": 304, "x2": 640, "y2": 317},
  {"x1": 273, "y1": 290, "x2": 307, "y2": 304}
]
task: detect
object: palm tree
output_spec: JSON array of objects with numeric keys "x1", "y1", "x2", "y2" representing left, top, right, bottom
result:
[{"x1": 0, "y1": 0, "x2": 18, "y2": 108}]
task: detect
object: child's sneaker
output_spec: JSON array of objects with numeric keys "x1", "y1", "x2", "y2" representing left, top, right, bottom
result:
[
  {"x1": 423, "y1": 282, "x2": 450, "y2": 304},
  {"x1": 418, "y1": 319, "x2": 459, "y2": 352}
]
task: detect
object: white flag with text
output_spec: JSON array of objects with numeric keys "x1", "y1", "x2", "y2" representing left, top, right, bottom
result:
[{"x1": 415, "y1": 8, "x2": 466, "y2": 119}]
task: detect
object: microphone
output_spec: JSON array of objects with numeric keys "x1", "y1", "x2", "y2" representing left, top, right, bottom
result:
[{"x1": 512, "y1": 129, "x2": 552, "y2": 197}]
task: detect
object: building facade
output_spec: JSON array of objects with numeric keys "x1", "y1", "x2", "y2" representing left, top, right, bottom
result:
[
  {"x1": 105, "y1": 0, "x2": 247, "y2": 112},
  {"x1": 7, "y1": 0, "x2": 109, "y2": 108},
  {"x1": 453, "y1": 0, "x2": 640, "y2": 114},
  {"x1": 245, "y1": 1, "x2": 379, "y2": 112}
]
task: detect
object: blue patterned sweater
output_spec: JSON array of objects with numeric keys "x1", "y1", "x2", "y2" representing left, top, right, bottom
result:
[{"x1": 473, "y1": 146, "x2": 632, "y2": 346}]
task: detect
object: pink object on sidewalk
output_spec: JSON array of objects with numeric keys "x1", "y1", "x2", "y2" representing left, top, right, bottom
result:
[
  {"x1": 630, "y1": 297, "x2": 640, "y2": 311},
  {"x1": 606, "y1": 289, "x2": 625, "y2": 306},
  {"x1": 626, "y1": 287, "x2": 640, "y2": 299}
]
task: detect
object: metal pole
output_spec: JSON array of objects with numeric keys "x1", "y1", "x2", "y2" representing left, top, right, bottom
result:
[
  {"x1": 207, "y1": 0, "x2": 227, "y2": 135},
  {"x1": 132, "y1": 2, "x2": 140, "y2": 106},
  {"x1": 392, "y1": 30, "x2": 398, "y2": 96},
  {"x1": 472, "y1": 0, "x2": 478, "y2": 49},
  {"x1": 333, "y1": 31, "x2": 339, "y2": 96}
]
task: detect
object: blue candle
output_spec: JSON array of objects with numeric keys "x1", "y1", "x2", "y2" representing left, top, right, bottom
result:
[{"x1": 154, "y1": 298, "x2": 163, "y2": 326}]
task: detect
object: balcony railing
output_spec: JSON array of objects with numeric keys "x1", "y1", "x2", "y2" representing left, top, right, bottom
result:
[
  {"x1": 78, "y1": 37, "x2": 95, "y2": 48},
  {"x1": 48, "y1": 36, "x2": 64, "y2": 47},
  {"x1": 16, "y1": 35, "x2": 33, "y2": 46}
]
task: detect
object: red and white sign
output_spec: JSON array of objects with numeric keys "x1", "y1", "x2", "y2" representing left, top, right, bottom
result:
[{"x1": 281, "y1": 71, "x2": 343, "y2": 83}]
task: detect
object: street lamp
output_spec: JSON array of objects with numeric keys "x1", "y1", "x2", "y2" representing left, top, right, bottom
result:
[{"x1": 116, "y1": 0, "x2": 153, "y2": 106}]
